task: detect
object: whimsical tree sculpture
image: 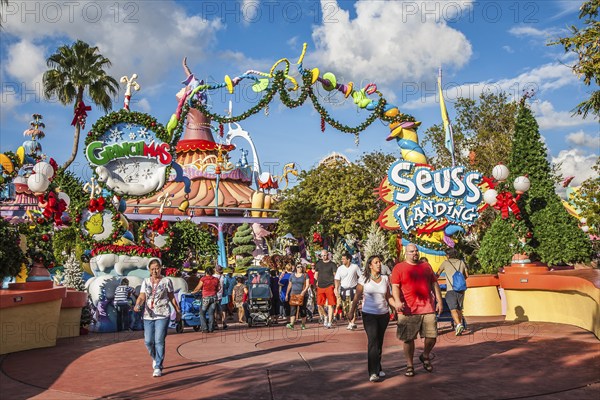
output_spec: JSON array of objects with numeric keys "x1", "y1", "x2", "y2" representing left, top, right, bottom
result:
[{"x1": 232, "y1": 223, "x2": 256, "y2": 272}]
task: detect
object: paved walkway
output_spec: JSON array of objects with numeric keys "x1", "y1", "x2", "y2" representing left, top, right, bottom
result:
[{"x1": 1, "y1": 316, "x2": 599, "y2": 399}]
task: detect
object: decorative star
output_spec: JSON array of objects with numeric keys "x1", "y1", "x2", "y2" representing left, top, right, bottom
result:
[{"x1": 129, "y1": 132, "x2": 137, "y2": 140}]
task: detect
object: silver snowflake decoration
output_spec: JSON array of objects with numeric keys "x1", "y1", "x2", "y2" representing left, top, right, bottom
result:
[
  {"x1": 137, "y1": 127, "x2": 150, "y2": 140},
  {"x1": 125, "y1": 123, "x2": 134, "y2": 130},
  {"x1": 142, "y1": 168, "x2": 154, "y2": 180},
  {"x1": 116, "y1": 161, "x2": 129, "y2": 174},
  {"x1": 109, "y1": 127, "x2": 122, "y2": 142},
  {"x1": 129, "y1": 132, "x2": 137, "y2": 140}
]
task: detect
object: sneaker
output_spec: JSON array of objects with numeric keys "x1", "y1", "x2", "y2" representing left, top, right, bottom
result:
[
  {"x1": 326, "y1": 322, "x2": 333, "y2": 329},
  {"x1": 323, "y1": 318, "x2": 329, "y2": 328},
  {"x1": 286, "y1": 323, "x2": 294, "y2": 330},
  {"x1": 301, "y1": 324, "x2": 306, "y2": 330},
  {"x1": 369, "y1": 374, "x2": 380, "y2": 382},
  {"x1": 346, "y1": 323, "x2": 353, "y2": 330},
  {"x1": 152, "y1": 368, "x2": 162, "y2": 377},
  {"x1": 379, "y1": 371, "x2": 386, "y2": 377},
  {"x1": 455, "y1": 323, "x2": 464, "y2": 336}
]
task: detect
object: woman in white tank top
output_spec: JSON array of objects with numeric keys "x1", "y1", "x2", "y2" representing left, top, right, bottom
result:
[{"x1": 349, "y1": 255, "x2": 396, "y2": 382}]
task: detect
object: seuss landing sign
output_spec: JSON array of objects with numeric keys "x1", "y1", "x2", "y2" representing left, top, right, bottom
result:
[{"x1": 378, "y1": 161, "x2": 484, "y2": 234}]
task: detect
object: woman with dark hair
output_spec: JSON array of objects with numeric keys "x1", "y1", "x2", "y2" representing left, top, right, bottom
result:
[
  {"x1": 191, "y1": 266, "x2": 221, "y2": 333},
  {"x1": 349, "y1": 255, "x2": 395, "y2": 382},
  {"x1": 134, "y1": 258, "x2": 181, "y2": 377},
  {"x1": 285, "y1": 264, "x2": 310, "y2": 330}
]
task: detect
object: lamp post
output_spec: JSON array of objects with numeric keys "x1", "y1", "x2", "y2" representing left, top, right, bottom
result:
[{"x1": 215, "y1": 148, "x2": 228, "y2": 268}]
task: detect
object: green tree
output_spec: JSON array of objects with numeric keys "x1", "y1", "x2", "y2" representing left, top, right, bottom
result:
[
  {"x1": 162, "y1": 220, "x2": 218, "y2": 270},
  {"x1": 549, "y1": 0, "x2": 600, "y2": 119},
  {"x1": 477, "y1": 217, "x2": 520, "y2": 273},
  {"x1": 422, "y1": 92, "x2": 518, "y2": 175},
  {"x1": 0, "y1": 219, "x2": 26, "y2": 281},
  {"x1": 43, "y1": 40, "x2": 119, "y2": 170},
  {"x1": 277, "y1": 151, "x2": 396, "y2": 241},
  {"x1": 479, "y1": 102, "x2": 593, "y2": 268},
  {"x1": 572, "y1": 157, "x2": 600, "y2": 236},
  {"x1": 232, "y1": 223, "x2": 256, "y2": 272}
]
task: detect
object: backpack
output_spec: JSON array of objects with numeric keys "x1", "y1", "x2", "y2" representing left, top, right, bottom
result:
[{"x1": 451, "y1": 270, "x2": 467, "y2": 292}]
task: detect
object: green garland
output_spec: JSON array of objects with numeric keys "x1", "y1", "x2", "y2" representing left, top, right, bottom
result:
[
  {"x1": 137, "y1": 219, "x2": 174, "y2": 251},
  {"x1": 184, "y1": 70, "x2": 416, "y2": 136}
]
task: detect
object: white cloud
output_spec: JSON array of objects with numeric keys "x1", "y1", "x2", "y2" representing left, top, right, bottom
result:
[
  {"x1": 566, "y1": 130, "x2": 600, "y2": 149},
  {"x1": 1, "y1": 1, "x2": 223, "y2": 89},
  {"x1": 309, "y1": 0, "x2": 473, "y2": 85},
  {"x1": 552, "y1": 149, "x2": 598, "y2": 196},
  {"x1": 508, "y1": 26, "x2": 564, "y2": 39},
  {"x1": 530, "y1": 100, "x2": 595, "y2": 130},
  {"x1": 4, "y1": 40, "x2": 46, "y2": 86},
  {"x1": 403, "y1": 62, "x2": 581, "y2": 110},
  {"x1": 502, "y1": 45, "x2": 514, "y2": 54},
  {"x1": 133, "y1": 98, "x2": 151, "y2": 113}
]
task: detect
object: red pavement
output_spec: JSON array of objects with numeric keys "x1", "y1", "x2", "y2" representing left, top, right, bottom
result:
[{"x1": 1, "y1": 316, "x2": 599, "y2": 399}]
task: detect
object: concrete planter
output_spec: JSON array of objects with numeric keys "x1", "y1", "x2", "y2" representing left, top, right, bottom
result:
[
  {"x1": 462, "y1": 274, "x2": 503, "y2": 317},
  {"x1": 0, "y1": 282, "x2": 66, "y2": 355},
  {"x1": 57, "y1": 289, "x2": 89, "y2": 338}
]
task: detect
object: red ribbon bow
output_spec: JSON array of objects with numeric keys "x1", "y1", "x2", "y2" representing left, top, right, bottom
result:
[
  {"x1": 71, "y1": 101, "x2": 92, "y2": 128},
  {"x1": 151, "y1": 217, "x2": 169, "y2": 235},
  {"x1": 40, "y1": 192, "x2": 67, "y2": 226},
  {"x1": 494, "y1": 192, "x2": 522, "y2": 220},
  {"x1": 88, "y1": 197, "x2": 106, "y2": 212}
]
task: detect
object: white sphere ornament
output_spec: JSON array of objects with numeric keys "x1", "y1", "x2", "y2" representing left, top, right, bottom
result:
[
  {"x1": 32, "y1": 162, "x2": 54, "y2": 179},
  {"x1": 581, "y1": 225, "x2": 589, "y2": 233},
  {"x1": 27, "y1": 173, "x2": 50, "y2": 193},
  {"x1": 580, "y1": 217, "x2": 587, "y2": 224},
  {"x1": 57, "y1": 191, "x2": 71, "y2": 207},
  {"x1": 492, "y1": 164, "x2": 510, "y2": 182},
  {"x1": 483, "y1": 189, "x2": 499, "y2": 206},
  {"x1": 513, "y1": 176, "x2": 531, "y2": 194}
]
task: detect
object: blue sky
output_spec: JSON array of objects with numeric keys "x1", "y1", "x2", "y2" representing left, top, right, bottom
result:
[{"x1": 1, "y1": 0, "x2": 598, "y2": 193}]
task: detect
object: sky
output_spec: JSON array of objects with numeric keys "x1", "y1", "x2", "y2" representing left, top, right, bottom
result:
[{"x1": 1, "y1": 0, "x2": 598, "y2": 195}]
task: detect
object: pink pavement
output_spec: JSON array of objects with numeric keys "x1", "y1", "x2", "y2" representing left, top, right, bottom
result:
[{"x1": 1, "y1": 316, "x2": 599, "y2": 399}]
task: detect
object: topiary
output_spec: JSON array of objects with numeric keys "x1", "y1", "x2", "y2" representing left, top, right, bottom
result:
[{"x1": 232, "y1": 223, "x2": 256, "y2": 272}]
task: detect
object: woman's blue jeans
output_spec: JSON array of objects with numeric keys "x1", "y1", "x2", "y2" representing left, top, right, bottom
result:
[
  {"x1": 143, "y1": 318, "x2": 170, "y2": 370},
  {"x1": 199, "y1": 296, "x2": 216, "y2": 332}
]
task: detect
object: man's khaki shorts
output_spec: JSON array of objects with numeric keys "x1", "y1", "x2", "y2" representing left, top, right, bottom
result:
[{"x1": 396, "y1": 313, "x2": 438, "y2": 342}]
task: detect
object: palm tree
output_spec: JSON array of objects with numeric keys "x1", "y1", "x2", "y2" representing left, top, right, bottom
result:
[{"x1": 43, "y1": 40, "x2": 119, "y2": 170}]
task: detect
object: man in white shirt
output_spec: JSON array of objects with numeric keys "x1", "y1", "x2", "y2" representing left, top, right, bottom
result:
[{"x1": 334, "y1": 252, "x2": 361, "y2": 330}]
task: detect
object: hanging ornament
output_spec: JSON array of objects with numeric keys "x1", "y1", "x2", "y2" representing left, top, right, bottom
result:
[
  {"x1": 321, "y1": 116, "x2": 325, "y2": 132},
  {"x1": 219, "y1": 123, "x2": 224, "y2": 137},
  {"x1": 354, "y1": 133, "x2": 360, "y2": 146}
]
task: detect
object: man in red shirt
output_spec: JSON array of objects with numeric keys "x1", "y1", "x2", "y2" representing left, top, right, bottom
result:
[{"x1": 391, "y1": 243, "x2": 443, "y2": 377}]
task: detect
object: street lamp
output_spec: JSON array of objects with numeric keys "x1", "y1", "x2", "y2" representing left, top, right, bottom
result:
[{"x1": 215, "y1": 147, "x2": 228, "y2": 268}]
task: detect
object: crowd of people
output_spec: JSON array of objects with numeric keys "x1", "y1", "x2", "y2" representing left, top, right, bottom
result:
[{"x1": 134, "y1": 245, "x2": 469, "y2": 382}]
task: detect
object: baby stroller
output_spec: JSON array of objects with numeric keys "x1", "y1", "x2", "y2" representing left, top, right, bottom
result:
[
  {"x1": 175, "y1": 292, "x2": 202, "y2": 333},
  {"x1": 246, "y1": 267, "x2": 273, "y2": 327}
]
